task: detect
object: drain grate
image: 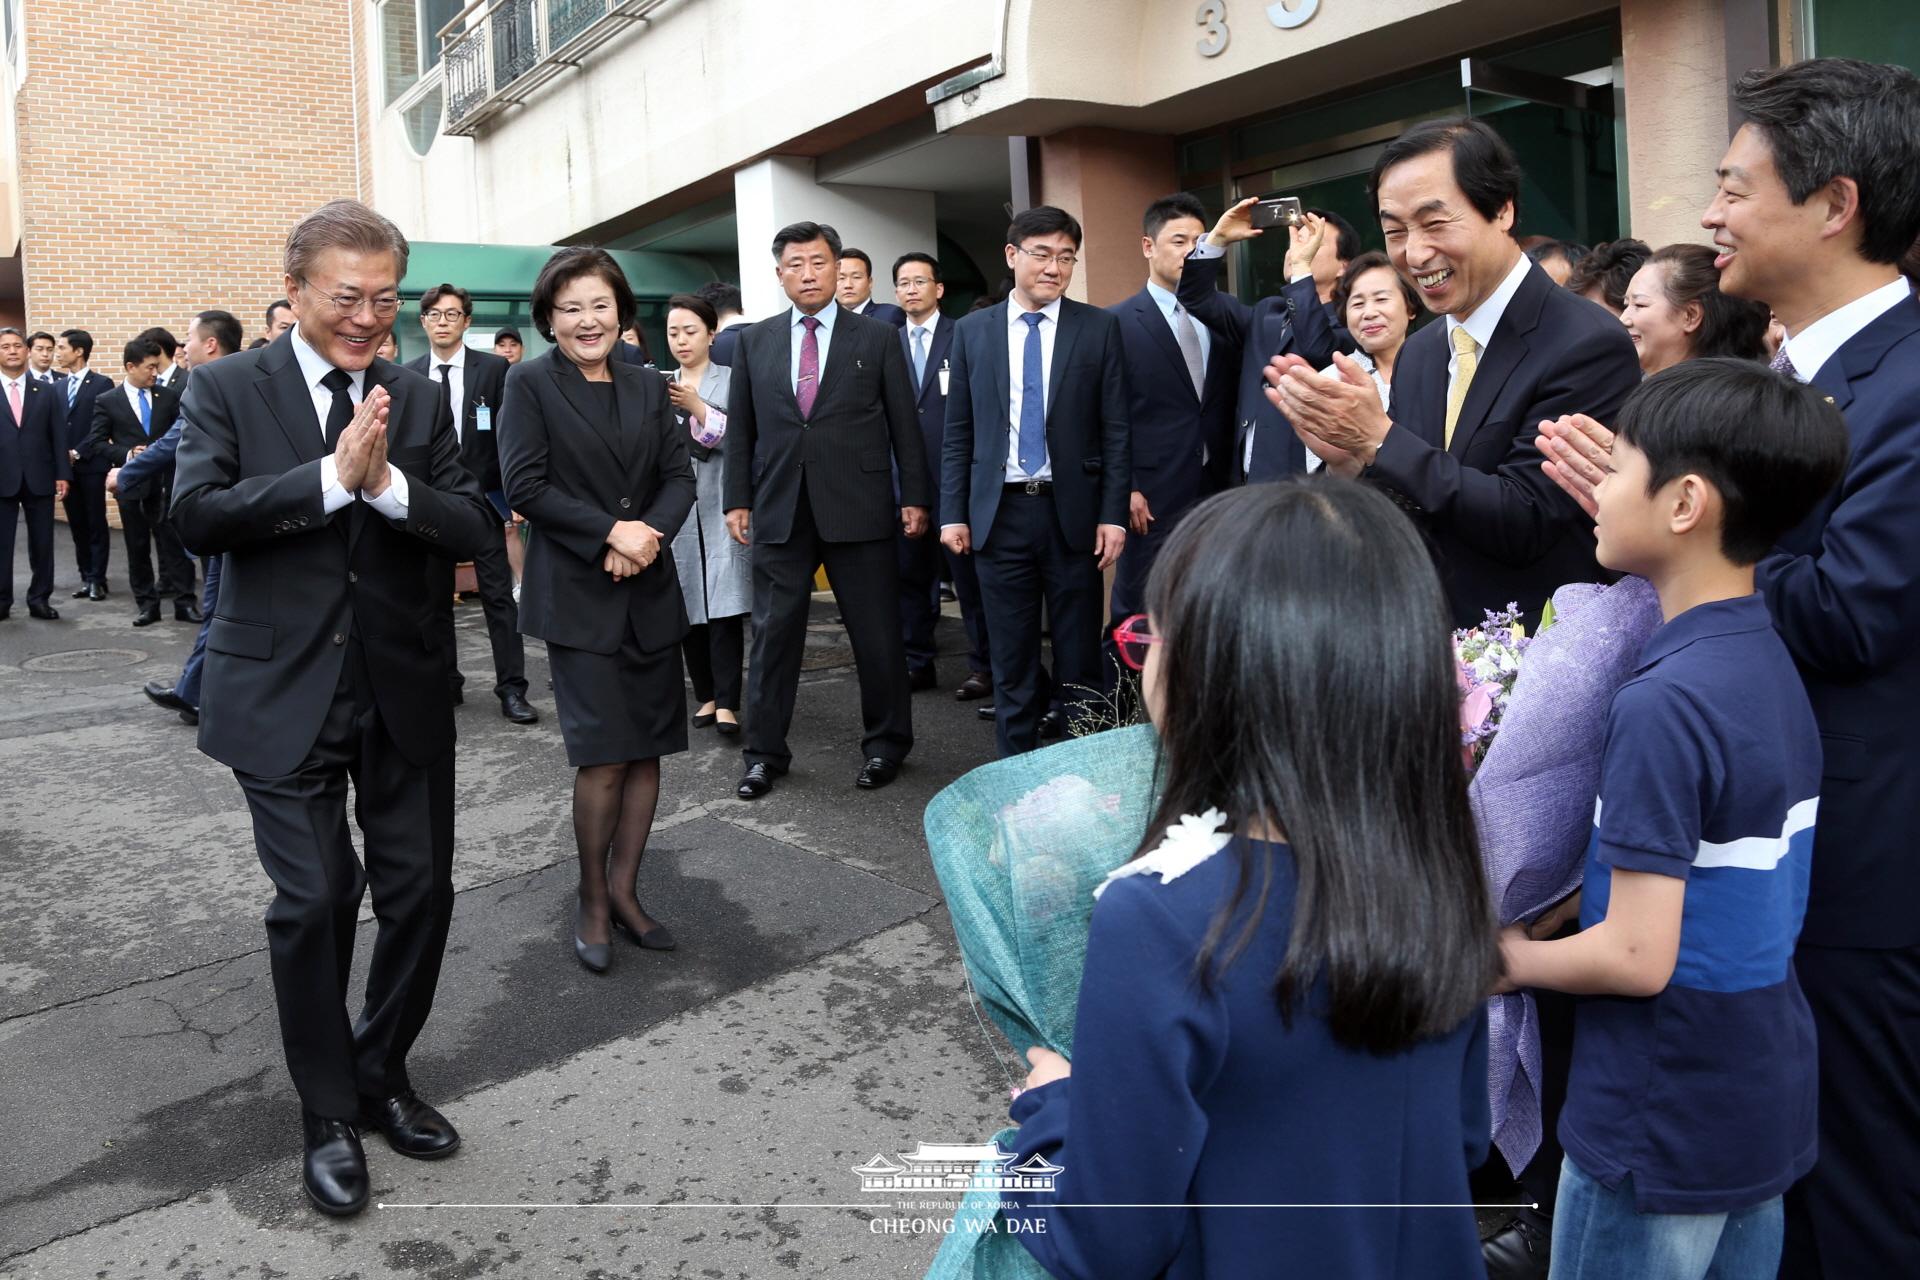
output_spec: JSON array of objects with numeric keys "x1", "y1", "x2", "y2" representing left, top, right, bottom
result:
[{"x1": 22, "y1": 648, "x2": 149, "y2": 673}]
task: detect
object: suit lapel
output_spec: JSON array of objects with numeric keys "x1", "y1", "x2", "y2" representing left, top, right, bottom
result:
[
  {"x1": 254, "y1": 342, "x2": 325, "y2": 465},
  {"x1": 1818, "y1": 293, "x2": 1920, "y2": 414},
  {"x1": 1132, "y1": 290, "x2": 1195, "y2": 401},
  {"x1": 547, "y1": 354, "x2": 625, "y2": 469},
  {"x1": 1045, "y1": 302, "x2": 1084, "y2": 423},
  {"x1": 988, "y1": 303, "x2": 1011, "y2": 432}
]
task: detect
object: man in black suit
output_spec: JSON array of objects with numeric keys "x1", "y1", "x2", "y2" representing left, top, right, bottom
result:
[
  {"x1": 0, "y1": 327, "x2": 71, "y2": 620},
  {"x1": 1177, "y1": 198, "x2": 1339, "y2": 485},
  {"x1": 139, "y1": 327, "x2": 187, "y2": 392},
  {"x1": 26, "y1": 331, "x2": 58, "y2": 384},
  {"x1": 700, "y1": 282, "x2": 748, "y2": 368},
  {"x1": 1268, "y1": 117, "x2": 1639, "y2": 628},
  {"x1": 723, "y1": 220, "x2": 930, "y2": 798},
  {"x1": 1106, "y1": 194, "x2": 1239, "y2": 680},
  {"x1": 836, "y1": 248, "x2": 907, "y2": 326},
  {"x1": 892, "y1": 251, "x2": 991, "y2": 700},
  {"x1": 56, "y1": 328, "x2": 115, "y2": 599},
  {"x1": 89, "y1": 337, "x2": 200, "y2": 626},
  {"x1": 940, "y1": 206, "x2": 1131, "y2": 757},
  {"x1": 263, "y1": 298, "x2": 295, "y2": 344},
  {"x1": 408, "y1": 283, "x2": 536, "y2": 724},
  {"x1": 171, "y1": 199, "x2": 496, "y2": 1217}
]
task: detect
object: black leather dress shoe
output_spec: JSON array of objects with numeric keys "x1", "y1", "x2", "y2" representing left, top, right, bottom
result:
[
  {"x1": 499, "y1": 690, "x2": 539, "y2": 724},
  {"x1": 691, "y1": 709, "x2": 718, "y2": 729},
  {"x1": 737, "y1": 763, "x2": 775, "y2": 799},
  {"x1": 132, "y1": 604, "x2": 161, "y2": 626},
  {"x1": 72, "y1": 586, "x2": 92, "y2": 599},
  {"x1": 449, "y1": 685, "x2": 464, "y2": 705},
  {"x1": 89, "y1": 581, "x2": 107, "y2": 601},
  {"x1": 143, "y1": 681, "x2": 194, "y2": 714},
  {"x1": 954, "y1": 672, "x2": 991, "y2": 701},
  {"x1": 612, "y1": 913, "x2": 678, "y2": 951},
  {"x1": 358, "y1": 1090, "x2": 461, "y2": 1160},
  {"x1": 0, "y1": 606, "x2": 10, "y2": 620},
  {"x1": 175, "y1": 602, "x2": 203, "y2": 623},
  {"x1": 977, "y1": 704, "x2": 996, "y2": 721},
  {"x1": 301, "y1": 1110, "x2": 369, "y2": 1216},
  {"x1": 27, "y1": 602, "x2": 58, "y2": 620},
  {"x1": 908, "y1": 665, "x2": 938, "y2": 692},
  {"x1": 1038, "y1": 709, "x2": 1066, "y2": 740},
  {"x1": 573, "y1": 903, "x2": 611, "y2": 973},
  {"x1": 1482, "y1": 1210, "x2": 1551, "y2": 1280},
  {"x1": 179, "y1": 709, "x2": 198, "y2": 726},
  {"x1": 715, "y1": 715, "x2": 740, "y2": 737},
  {"x1": 856, "y1": 757, "x2": 900, "y2": 789}
]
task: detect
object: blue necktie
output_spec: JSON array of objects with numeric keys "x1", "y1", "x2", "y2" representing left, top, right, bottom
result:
[
  {"x1": 139, "y1": 388, "x2": 152, "y2": 436},
  {"x1": 66, "y1": 374, "x2": 79, "y2": 406},
  {"x1": 911, "y1": 326, "x2": 928, "y2": 389},
  {"x1": 1017, "y1": 311, "x2": 1045, "y2": 475}
]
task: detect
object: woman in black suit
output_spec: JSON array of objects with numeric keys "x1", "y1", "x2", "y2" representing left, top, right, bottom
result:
[{"x1": 498, "y1": 247, "x2": 696, "y2": 973}]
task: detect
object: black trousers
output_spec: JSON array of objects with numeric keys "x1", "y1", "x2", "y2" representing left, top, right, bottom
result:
[
  {"x1": 683, "y1": 614, "x2": 745, "y2": 710},
  {"x1": 0, "y1": 489, "x2": 57, "y2": 608},
  {"x1": 63, "y1": 471, "x2": 112, "y2": 584},
  {"x1": 975, "y1": 487, "x2": 1102, "y2": 756},
  {"x1": 120, "y1": 488, "x2": 194, "y2": 609},
  {"x1": 898, "y1": 524, "x2": 994, "y2": 678},
  {"x1": 232, "y1": 641, "x2": 456, "y2": 1119},
  {"x1": 426, "y1": 533, "x2": 526, "y2": 699},
  {"x1": 1781, "y1": 941, "x2": 1920, "y2": 1277},
  {"x1": 744, "y1": 489, "x2": 912, "y2": 770}
]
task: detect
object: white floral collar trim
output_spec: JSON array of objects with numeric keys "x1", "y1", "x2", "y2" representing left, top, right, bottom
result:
[{"x1": 1093, "y1": 809, "x2": 1233, "y2": 898}]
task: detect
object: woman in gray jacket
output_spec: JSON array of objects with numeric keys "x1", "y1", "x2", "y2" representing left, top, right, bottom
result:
[{"x1": 665, "y1": 294, "x2": 751, "y2": 734}]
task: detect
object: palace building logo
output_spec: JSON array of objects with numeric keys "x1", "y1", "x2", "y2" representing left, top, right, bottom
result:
[{"x1": 853, "y1": 1142, "x2": 1063, "y2": 1194}]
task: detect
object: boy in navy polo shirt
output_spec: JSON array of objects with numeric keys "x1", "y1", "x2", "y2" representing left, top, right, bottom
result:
[{"x1": 1498, "y1": 359, "x2": 1849, "y2": 1280}]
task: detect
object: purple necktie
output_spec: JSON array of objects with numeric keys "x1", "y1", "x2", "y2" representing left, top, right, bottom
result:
[
  {"x1": 796, "y1": 315, "x2": 821, "y2": 419},
  {"x1": 1769, "y1": 344, "x2": 1799, "y2": 381}
]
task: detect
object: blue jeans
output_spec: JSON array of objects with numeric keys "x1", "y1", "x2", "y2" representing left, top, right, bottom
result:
[{"x1": 1550, "y1": 1157, "x2": 1782, "y2": 1280}]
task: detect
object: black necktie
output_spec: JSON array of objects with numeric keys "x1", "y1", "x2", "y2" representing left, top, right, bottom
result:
[
  {"x1": 437, "y1": 363, "x2": 454, "y2": 436},
  {"x1": 321, "y1": 368, "x2": 354, "y2": 451}
]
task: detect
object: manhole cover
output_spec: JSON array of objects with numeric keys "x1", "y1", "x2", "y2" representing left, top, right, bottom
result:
[{"x1": 22, "y1": 648, "x2": 149, "y2": 673}]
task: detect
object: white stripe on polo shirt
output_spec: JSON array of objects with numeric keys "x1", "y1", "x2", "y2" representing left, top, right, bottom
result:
[{"x1": 1590, "y1": 795, "x2": 1819, "y2": 873}]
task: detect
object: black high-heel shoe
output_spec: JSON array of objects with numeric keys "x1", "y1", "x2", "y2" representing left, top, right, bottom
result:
[
  {"x1": 573, "y1": 903, "x2": 611, "y2": 973},
  {"x1": 692, "y1": 709, "x2": 718, "y2": 729},
  {"x1": 612, "y1": 912, "x2": 678, "y2": 952},
  {"x1": 714, "y1": 714, "x2": 740, "y2": 737}
]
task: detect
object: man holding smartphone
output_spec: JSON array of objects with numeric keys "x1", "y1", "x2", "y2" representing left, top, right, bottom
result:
[{"x1": 1175, "y1": 198, "x2": 1339, "y2": 484}]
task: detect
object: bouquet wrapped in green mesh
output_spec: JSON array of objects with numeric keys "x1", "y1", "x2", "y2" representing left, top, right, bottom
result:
[{"x1": 922, "y1": 724, "x2": 1161, "y2": 1280}]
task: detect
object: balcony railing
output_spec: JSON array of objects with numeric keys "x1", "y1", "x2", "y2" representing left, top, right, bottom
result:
[{"x1": 441, "y1": 0, "x2": 667, "y2": 135}]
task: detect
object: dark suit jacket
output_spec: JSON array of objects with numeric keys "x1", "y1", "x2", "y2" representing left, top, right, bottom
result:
[
  {"x1": 710, "y1": 324, "x2": 744, "y2": 368},
  {"x1": 406, "y1": 348, "x2": 511, "y2": 493},
  {"x1": 900, "y1": 311, "x2": 956, "y2": 521},
  {"x1": 158, "y1": 364, "x2": 189, "y2": 393},
  {"x1": 62, "y1": 369, "x2": 115, "y2": 475},
  {"x1": 498, "y1": 350, "x2": 696, "y2": 656},
  {"x1": 1176, "y1": 251, "x2": 1337, "y2": 481},
  {"x1": 940, "y1": 298, "x2": 1131, "y2": 548},
  {"x1": 170, "y1": 339, "x2": 496, "y2": 777},
  {"x1": 1110, "y1": 286, "x2": 1238, "y2": 521},
  {"x1": 721, "y1": 304, "x2": 928, "y2": 545},
  {"x1": 116, "y1": 419, "x2": 183, "y2": 500},
  {"x1": 1761, "y1": 293, "x2": 1920, "y2": 948},
  {"x1": 615, "y1": 340, "x2": 654, "y2": 367},
  {"x1": 1364, "y1": 260, "x2": 1640, "y2": 627},
  {"x1": 853, "y1": 298, "x2": 908, "y2": 328},
  {"x1": 0, "y1": 375, "x2": 71, "y2": 496},
  {"x1": 88, "y1": 382, "x2": 182, "y2": 468}
]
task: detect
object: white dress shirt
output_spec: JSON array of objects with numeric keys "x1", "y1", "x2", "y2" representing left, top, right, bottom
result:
[
  {"x1": 904, "y1": 311, "x2": 944, "y2": 386},
  {"x1": 425, "y1": 344, "x2": 468, "y2": 443},
  {"x1": 122, "y1": 380, "x2": 154, "y2": 423},
  {"x1": 289, "y1": 325, "x2": 410, "y2": 520},
  {"x1": 1, "y1": 373, "x2": 28, "y2": 417},
  {"x1": 1443, "y1": 251, "x2": 1532, "y2": 397},
  {"x1": 788, "y1": 300, "x2": 840, "y2": 397},
  {"x1": 1006, "y1": 297, "x2": 1061, "y2": 482},
  {"x1": 1144, "y1": 277, "x2": 1212, "y2": 372},
  {"x1": 1779, "y1": 275, "x2": 1911, "y2": 384}
]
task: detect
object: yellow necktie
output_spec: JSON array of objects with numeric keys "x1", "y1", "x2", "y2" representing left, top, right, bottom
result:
[{"x1": 1445, "y1": 325, "x2": 1479, "y2": 449}]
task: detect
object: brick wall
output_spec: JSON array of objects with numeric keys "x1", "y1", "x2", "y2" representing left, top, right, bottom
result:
[{"x1": 15, "y1": 0, "x2": 363, "y2": 355}]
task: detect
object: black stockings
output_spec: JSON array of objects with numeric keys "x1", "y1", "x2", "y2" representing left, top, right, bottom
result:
[{"x1": 572, "y1": 758, "x2": 664, "y2": 944}]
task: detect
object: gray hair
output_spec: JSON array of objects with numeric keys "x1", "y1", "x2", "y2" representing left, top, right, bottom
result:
[{"x1": 283, "y1": 199, "x2": 410, "y2": 283}]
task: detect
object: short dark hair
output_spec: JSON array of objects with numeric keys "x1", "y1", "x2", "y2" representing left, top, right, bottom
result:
[
  {"x1": 1371, "y1": 117, "x2": 1522, "y2": 227},
  {"x1": 26, "y1": 331, "x2": 53, "y2": 347},
  {"x1": 493, "y1": 326, "x2": 523, "y2": 344},
  {"x1": 1008, "y1": 204, "x2": 1083, "y2": 249},
  {"x1": 1526, "y1": 239, "x2": 1588, "y2": 271},
  {"x1": 838, "y1": 247, "x2": 872, "y2": 274},
  {"x1": 529, "y1": 246, "x2": 636, "y2": 343},
  {"x1": 1566, "y1": 238, "x2": 1651, "y2": 312},
  {"x1": 194, "y1": 309, "x2": 243, "y2": 356},
  {"x1": 1143, "y1": 192, "x2": 1209, "y2": 241},
  {"x1": 1732, "y1": 58, "x2": 1920, "y2": 265},
  {"x1": 0, "y1": 327, "x2": 21, "y2": 341},
  {"x1": 123, "y1": 337, "x2": 163, "y2": 366},
  {"x1": 137, "y1": 327, "x2": 178, "y2": 359},
  {"x1": 665, "y1": 292, "x2": 718, "y2": 332},
  {"x1": 892, "y1": 251, "x2": 941, "y2": 284},
  {"x1": 695, "y1": 281, "x2": 743, "y2": 317},
  {"x1": 265, "y1": 299, "x2": 292, "y2": 327},
  {"x1": 419, "y1": 282, "x2": 473, "y2": 315},
  {"x1": 59, "y1": 328, "x2": 94, "y2": 361},
  {"x1": 1645, "y1": 243, "x2": 1770, "y2": 361},
  {"x1": 1615, "y1": 358, "x2": 1850, "y2": 564},
  {"x1": 771, "y1": 221, "x2": 841, "y2": 261},
  {"x1": 1333, "y1": 250, "x2": 1419, "y2": 318},
  {"x1": 1308, "y1": 208, "x2": 1362, "y2": 262}
]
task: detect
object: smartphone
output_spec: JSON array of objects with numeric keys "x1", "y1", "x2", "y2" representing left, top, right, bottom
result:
[{"x1": 1249, "y1": 195, "x2": 1304, "y2": 230}]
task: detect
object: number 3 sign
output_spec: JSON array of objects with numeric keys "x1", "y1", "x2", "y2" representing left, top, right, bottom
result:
[{"x1": 1196, "y1": 0, "x2": 1321, "y2": 58}]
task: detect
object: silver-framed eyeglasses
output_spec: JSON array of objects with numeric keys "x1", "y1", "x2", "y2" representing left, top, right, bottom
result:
[
  {"x1": 301, "y1": 279, "x2": 402, "y2": 318},
  {"x1": 1012, "y1": 246, "x2": 1078, "y2": 268},
  {"x1": 421, "y1": 308, "x2": 469, "y2": 323}
]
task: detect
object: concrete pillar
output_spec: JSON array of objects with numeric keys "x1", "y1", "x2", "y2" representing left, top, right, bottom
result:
[
  {"x1": 1036, "y1": 127, "x2": 1177, "y2": 308},
  {"x1": 733, "y1": 156, "x2": 937, "y2": 321},
  {"x1": 1620, "y1": 0, "x2": 1731, "y2": 248}
]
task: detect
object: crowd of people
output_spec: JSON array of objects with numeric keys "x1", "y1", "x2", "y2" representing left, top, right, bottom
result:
[{"x1": 3, "y1": 49, "x2": 1914, "y2": 1280}]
